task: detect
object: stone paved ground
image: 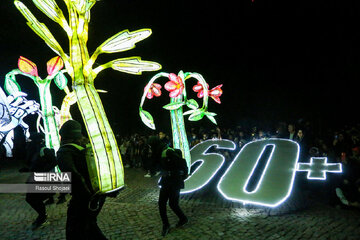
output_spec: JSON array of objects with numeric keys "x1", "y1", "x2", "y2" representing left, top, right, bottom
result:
[{"x1": 1, "y1": 159, "x2": 360, "y2": 240}]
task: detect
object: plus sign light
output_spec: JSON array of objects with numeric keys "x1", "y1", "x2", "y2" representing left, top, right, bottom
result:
[
  {"x1": 297, "y1": 157, "x2": 342, "y2": 180},
  {"x1": 182, "y1": 139, "x2": 342, "y2": 208}
]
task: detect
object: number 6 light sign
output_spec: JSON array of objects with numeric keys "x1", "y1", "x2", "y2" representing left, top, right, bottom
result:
[{"x1": 181, "y1": 139, "x2": 342, "y2": 208}]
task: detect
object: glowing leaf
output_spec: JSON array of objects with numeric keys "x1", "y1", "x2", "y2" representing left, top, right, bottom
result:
[
  {"x1": 99, "y1": 29, "x2": 152, "y2": 53},
  {"x1": 183, "y1": 109, "x2": 195, "y2": 116},
  {"x1": 206, "y1": 115, "x2": 217, "y2": 125},
  {"x1": 47, "y1": 56, "x2": 64, "y2": 76},
  {"x1": 33, "y1": 0, "x2": 67, "y2": 24},
  {"x1": 14, "y1": 1, "x2": 65, "y2": 57},
  {"x1": 18, "y1": 56, "x2": 38, "y2": 77},
  {"x1": 54, "y1": 71, "x2": 68, "y2": 90},
  {"x1": 108, "y1": 57, "x2": 161, "y2": 75},
  {"x1": 186, "y1": 99, "x2": 199, "y2": 110},
  {"x1": 139, "y1": 108, "x2": 155, "y2": 130},
  {"x1": 188, "y1": 109, "x2": 205, "y2": 121},
  {"x1": 5, "y1": 70, "x2": 22, "y2": 94},
  {"x1": 204, "y1": 111, "x2": 217, "y2": 117},
  {"x1": 163, "y1": 101, "x2": 185, "y2": 110}
]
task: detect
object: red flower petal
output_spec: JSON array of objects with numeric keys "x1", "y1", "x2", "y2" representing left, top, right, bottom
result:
[
  {"x1": 168, "y1": 73, "x2": 178, "y2": 82},
  {"x1": 193, "y1": 83, "x2": 203, "y2": 92},
  {"x1": 18, "y1": 56, "x2": 38, "y2": 77},
  {"x1": 152, "y1": 87, "x2": 161, "y2": 97},
  {"x1": 152, "y1": 83, "x2": 162, "y2": 90},
  {"x1": 47, "y1": 56, "x2": 64, "y2": 76},
  {"x1": 146, "y1": 91, "x2": 154, "y2": 99},
  {"x1": 209, "y1": 84, "x2": 223, "y2": 97},
  {"x1": 169, "y1": 88, "x2": 182, "y2": 98},
  {"x1": 211, "y1": 96, "x2": 221, "y2": 104},
  {"x1": 165, "y1": 81, "x2": 178, "y2": 91}
]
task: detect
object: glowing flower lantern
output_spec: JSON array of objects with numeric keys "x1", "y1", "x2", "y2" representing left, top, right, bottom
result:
[
  {"x1": 47, "y1": 55, "x2": 64, "y2": 76},
  {"x1": 18, "y1": 56, "x2": 39, "y2": 77},
  {"x1": 13, "y1": 0, "x2": 161, "y2": 193},
  {"x1": 208, "y1": 84, "x2": 223, "y2": 104},
  {"x1": 5, "y1": 56, "x2": 68, "y2": 151},
  {"x1": 145, "y1": 83, "x2": 162, "y2": 99},
  {"x1": 164, "y1": 73, "x2": 185, "y2": 98},
  {"x1": 194, "y1": 82, "x2": 223, "y2": 104},
  {"x1": 139, "y1": 71, "x2": 223, "y2": 170}
]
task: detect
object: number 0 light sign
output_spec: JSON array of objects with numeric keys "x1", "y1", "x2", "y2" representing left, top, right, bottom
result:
[{"x1": 182, "y1": 139, "x2": 342, "y2": 208}]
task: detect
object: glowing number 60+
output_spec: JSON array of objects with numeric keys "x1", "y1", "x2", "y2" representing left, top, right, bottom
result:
[{"x1": 181, "y1": 139, "x2": 299, "y2": 207}]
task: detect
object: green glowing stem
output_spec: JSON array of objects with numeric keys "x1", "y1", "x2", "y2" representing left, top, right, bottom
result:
[
  {"x1": 35, "y1": 77, "x2": 60, "y2": 150},
  {"x1": 4, "y1": 70, "x2": 60, "y2": 150},
  {"x1": 68, "y1": 4, "x2": 123, "y2": 192},
  {"x1": 73, "y1": 83, "x2": 124, "y2": 191},
  {"x1": 170, "y1": 97, "x2": 191, "y2": 172}
]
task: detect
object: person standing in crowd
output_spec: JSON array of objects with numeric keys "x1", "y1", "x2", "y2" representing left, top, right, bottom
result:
[
  {"x1": 275, "y1": 122, "x2": 288, "y2": 138},
  {"x1": 287, "y1": 123, "x2": 296, "y2": 140},
  {"x1": 335, "y1": 146, "x2": 360, "y2": 209},
  {"x1": 189, "y1": 132, "x2": 200, "y2": 148},
  {"x1": 57, "y1": 120, "x2": 107, "y2": 240},
  {"x1": 25, "y1": 133, "x2": 57, "y2": 230},
  {"x1": 147, "y1": 136, "x2": 188, "y2": 237},
  {"x1": 295, "y1": 129, "x2": 308, "y2": 161},
  {"x1": 159, "y1": 131, "x2": 171, "y2": 148},
  {"x1": 333, "y1": 132, "x2": 350, "y2": 162}
]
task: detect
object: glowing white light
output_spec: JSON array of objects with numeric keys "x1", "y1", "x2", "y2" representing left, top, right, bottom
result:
[
  {"x1": 0, "y1": 87, "x2": 40, "y2": 157},
  {"x1": 180, "y1": 139, "x2": 236, "y2": 194},
  {"x1": 99, "y1": 29, "x2": 152, "y2": 53},
  {"x1": 243, "y1": 144, "x2": 275, "y2": 194},
  {"x1": 217, "y1": 139, "x2": 300, "y2": 208},
  {"x1": 296, "y1": 157, "x2": 342, "y2": 180}
]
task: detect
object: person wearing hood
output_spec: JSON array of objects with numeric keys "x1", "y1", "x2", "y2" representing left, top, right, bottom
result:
[
  {"x1": 147, "y1": 136, "x2": 189, "y2": 237},
  {"x1": 57, "y1": 120, "x2": 107, "y2": 240}
]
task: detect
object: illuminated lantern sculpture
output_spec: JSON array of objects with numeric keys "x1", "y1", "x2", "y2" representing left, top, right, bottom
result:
[
  {"x1": 139, "y1": 71, "x2": 223, "y2": 171},
  {"x1": 14, "y1": 0, "x2": 161, "y2": 193},
  {"x1": 0, "y1": 87, "x2": 40, "y2": 157},
  {"x1": 182, "y1": 139, "x2": 342, "y2": 208},
  {"x1": 5, "y1": 56, "x2": 68, "y2": 151}
]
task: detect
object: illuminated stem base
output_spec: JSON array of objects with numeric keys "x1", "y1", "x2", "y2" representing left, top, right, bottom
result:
[
  {"x1": 170, "y1": 96, "x2": 191, "y2": 171},
  {"x1": 74, "y1": 83, "x2": 124, "y2": 193}
]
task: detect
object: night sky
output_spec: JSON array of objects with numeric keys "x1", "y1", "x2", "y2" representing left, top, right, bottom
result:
[{"x1": 1, "y1": 0, "x2": 360, "y2": 135}]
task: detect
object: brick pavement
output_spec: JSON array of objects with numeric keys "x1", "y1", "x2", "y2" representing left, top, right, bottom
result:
[{"x1": 1, "y1": 160, "x2": 360, "y2": 240}]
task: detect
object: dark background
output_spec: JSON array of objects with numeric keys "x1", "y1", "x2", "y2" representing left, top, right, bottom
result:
[{"x1": 1, "y1": 0, "x2": 360, "y2": 136}]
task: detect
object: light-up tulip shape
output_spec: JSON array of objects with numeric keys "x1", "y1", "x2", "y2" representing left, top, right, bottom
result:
[{"x1": 5, "y1": 56, "x2": 68, "y2": 151}]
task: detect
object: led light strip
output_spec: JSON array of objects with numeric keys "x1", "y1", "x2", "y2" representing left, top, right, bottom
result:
[{"x1": 297, "y1": 157, "x2": 342, "y2": 180}]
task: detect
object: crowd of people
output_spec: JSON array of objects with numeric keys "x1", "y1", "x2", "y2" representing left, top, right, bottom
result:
[
  {"x1": 116, "y1": 119, "x2": 360, "y2": 210},
  {"x1": 1, "y1": 118, "x2": 359, "y2": 238}
]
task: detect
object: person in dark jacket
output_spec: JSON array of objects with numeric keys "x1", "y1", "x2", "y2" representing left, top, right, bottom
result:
[
  {"x1": 25, "y1": 133, "x2": 57, "y2": 230},
  {"x1": 57, "y1": 120, "x2": 107, "y2": 240},
  {"x1": 148, "y1": 136, "x2": 188, "y2": 237}
]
